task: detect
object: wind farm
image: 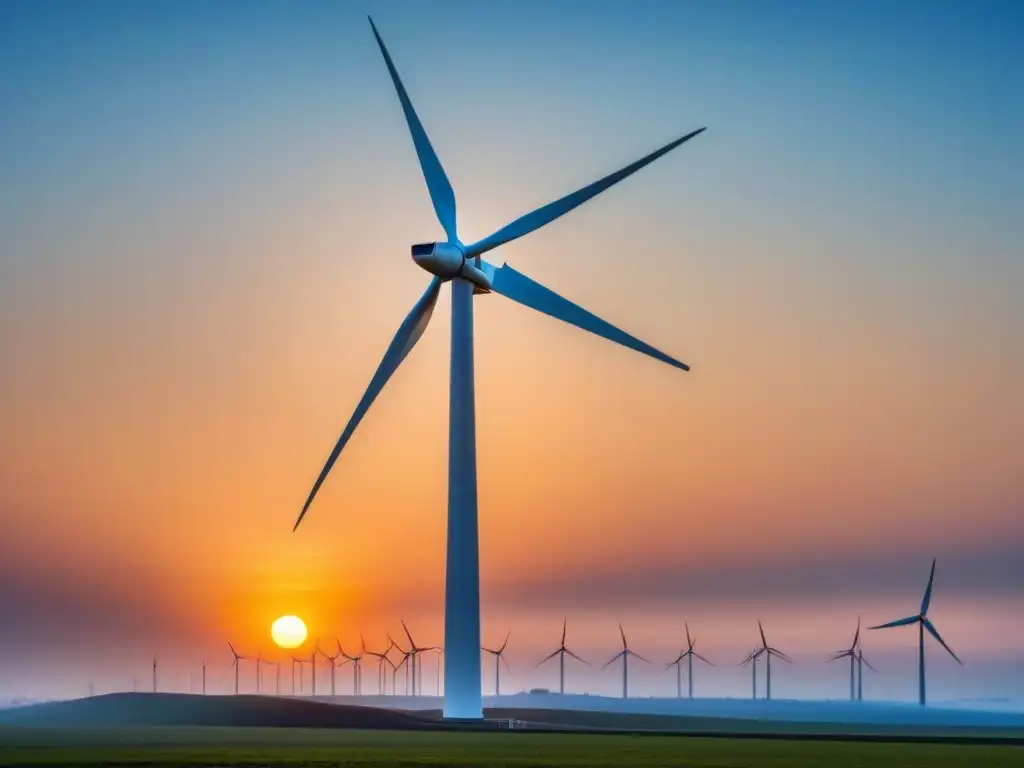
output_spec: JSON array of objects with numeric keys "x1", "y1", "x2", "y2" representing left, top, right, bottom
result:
[{"x1": 0, "y1": 1, "x2": 1018, "y2": 766}]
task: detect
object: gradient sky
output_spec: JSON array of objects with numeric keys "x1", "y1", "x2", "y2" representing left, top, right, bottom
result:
[{"x1": 1, "y1": 0, "x2": 1021, "y2": 702}]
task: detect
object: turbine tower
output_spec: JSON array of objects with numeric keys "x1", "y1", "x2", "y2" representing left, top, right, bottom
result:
[
  {"x1": 856, "y1": 647, "x2": 876, "y2": 701},
  {"x1": 255, "y1": 651, "x2": 264, "y2": 694},
  {"x1": 752, "y1": 621, "x2": 792, "y2": 701},
  {"x1": 152, "y1": 656, "x2": 158, "y2": 693},
  {"x1": 601, "y1": 623, "x2": 651, "y2": 699},
  {"x1": 290, "y1": 16, "x2": 704, "y2": 719},
  {"x1": 339, "y1": 639, "x2": 364, "y2": 695},
  {"x1": 537, "y1": 619, "x2": 589, "y2": 695},
  {"x1": 827, "y1": 618, "x2": 861, "y2": 701},
  {"x1": 323, "y1": 643, "x2": 342, "y2": 696},
  {"x1": 228, "y1": 643, "x2": 249, "y2": 695},
  {"x1": 740, "y1": 645, "x2": 762, "y2": 699},
  {"x1": 393, "y1": 639, "x2": 414, "y2": 695},
  {"x1": 482, "y1": 630, "x2": 511, "y2": 696},
  {"x1": 291, "y1": 655, "x2": 309, "y2": 695},
  {"x1": 310, "y1": 641, "x2": 319, "y2": 697},
  {"x1": 869, "y1": 558, "x2": 962, "y2": 706},
  {"x1": 365, "y1": 639, "x2": 396, "y2": 695},
  {"x1": 665, "y1": 623, "x2": 713, "y2": 699},
  {"x1": 400, "y1": 620, "x2": 439, "y2": 696},
  {"x1": 201, "y1": 660, "x2": 207, "y2": 696}
]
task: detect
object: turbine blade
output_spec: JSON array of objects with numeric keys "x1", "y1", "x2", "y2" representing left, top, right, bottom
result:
[
  {"x1": 293, "y1": 277, "x2": 442, "y2": 530},
  {"x1": 758, "y1": 620, "x2": 767, "y2": 648},
  {"x1": 693, "y1": 652, "x2": 714, "y2": 666},
  {"x1": 853, "y1": 617, "x2": 861, "y2": 650},
  {"x1": 400, "y1": 618, "x2": 416, "y2": 649},
  {"x1": 772, "y1": 650, "x2": 794, "y2": 663},
  {"x1": 465, "y1": 127, "x2": 705, "y2": 257},
  {"x1": 561, "y1": 618, "x2": 567, "y2": 647},
  {"x1": 564, "y1": 648, "x2": 590, "y2": 666},
  {"x1": 600, "y1": 652, "x2": 624, "y2": 670},
  {"x1": 860, "y1": 655, "x2": 877, "y2": 673},
  {"x1": 500, "y1": 655, "x2": 511, "y2": 672},
  {"x1": 619, "y1": 622, "x2": 628, "y2": 650},
  {"x1": 923, "y1": 618, "x2": 963, "y2": 665},
  {"x1": 367, "y1": 17, "x2": 457, "y2": 241},
  {"x1": 536, "y1": 648, "x2": 560, "y2": 666},
  {"x1": 499, "y1": 630, "x2": 511, "y2": 653},
  {"x1": 869, "y1": 615, "x2": 919, "y2": 630},
  {"x1": 630, "y1": 650, "x2": 653, "y2": 664},
  {"x1": 921, "y1": 558, "x2": 937, "y2": 615},
  {"x1": 482, "y1": 261, "x2": 688, "y2": 371}
]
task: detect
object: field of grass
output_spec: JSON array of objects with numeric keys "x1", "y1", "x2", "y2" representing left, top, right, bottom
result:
[{"x1": 1, "y1": 726, "x2": 1022, "y2": 767}]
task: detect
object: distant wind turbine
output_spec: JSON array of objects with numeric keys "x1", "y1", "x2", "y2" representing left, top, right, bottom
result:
[
  {"x1": 601, "y1": 623, "x2": 651, "y2": 699},
  {"x1": 310, "y1": 641, "x2": 320, "y2": 697},
  {"x1": 289, "y1": 15, "x2": 704, "y2": 720},
  {"x1": 826, "y1": 618, "x2": 861, "y2": 701},
  {"x1": 740, "y1": 645, "x2": 761, "y2": 699},
  {"x1": 228, "y1": 643, "x2": 250, "y2": 695},
  {"x1": 322, "y1": 642, "x2": 342, "y2": 696},
  {"x1": 537, "y1": 619, "x2": 589, "y2": 695},
  {"x1": 291, "y1": 655, "x2": 309, "y2": 695},
  {"x1": 152, "y1": 656, "x2": 158, "y2": 693},
  {"x1": 869, "y1": 558, "x2": 962, "y2": 706},
  {"x1": 338, "y1": 639, "x2": 364, "y2": 695},
  {"x1": 201, "y1": 660, "x2": 207, "y2": 696},
  {"x1": 482, "y1": 630, "x2": 511, "y2": 696},
  {"x1": 365, "y1": 639, "x2": 396, "y2": 695},
  {"x1": 395, "y1": 620, "x2": 439, "y2": 696},
  {"x1": 856, "y1": 647, "x2": 876, "y2": 701},
  {"x1": 665, "y1": 623, "x2": 713, "y2": 699},
  {"x1": 753, "y1": 621, "x2": 792, "y2": 700}
]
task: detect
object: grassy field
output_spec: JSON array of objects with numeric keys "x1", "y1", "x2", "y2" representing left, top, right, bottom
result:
[{"x1": 1, "y1": 726, "x2": 1022, "y2": 767}]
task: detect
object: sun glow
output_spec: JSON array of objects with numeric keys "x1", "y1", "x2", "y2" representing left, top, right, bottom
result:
[{"x1": 271, "y1": 615, "x2": 308, "y2": 649}]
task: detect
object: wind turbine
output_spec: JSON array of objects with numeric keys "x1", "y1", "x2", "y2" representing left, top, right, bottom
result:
[
  {"x1": 665, "y1": 623, "x2": 713, "y2": 699},
  {"x1": 827, "y1": 618, "x2": 861, "y2": 701},
  {"x1": 289, "y1": 16, "x2": 704, "y2": 720},
  {"x1": 291, "y1": 655, "x2": 309, "y2": 694},
  {"x1": 393, "y1": 640, "x2": 413, "y2": 695},
  {"x1": 856, "y1": 647, "x2": 876, "y2": 701},
  {"x1": 740, "y1": 645, "x2": 761, "y2": 699},
  {"x1": 601, "y1": 623, "x2": 651, "y2": 699},
  {"x1": 323, "y1": 642, "x2": 342, "y2": 696},
  {"x1": 365, "y1": 639, "x2": 396, "y2": 695},
  {"x1": 537, "y1": 619, "x2": 589, "y2": 695},
  {"x1": 152, "y1": 656, "x2": 158, "y2": 693},
  {"x1": 869, "y1": 558, "x2": 962, "y2": 706},
  {"x1": 255, "y1": 651, "x2": 264, "y2": 694},
  {"x1": 397, "y1": 620, "x2": 439, "y2": 696},
  {"x1": 201, "y1": 660, "x2": 207, "y2": 696},
  {"x1": 482, "y1": 630, "x2": 511, "y2": 696},
  {"x1": 228, "y1": 643, "x2": 249, "y2": 695},
  {"x1": 310, "y1": 641, "x2": 320, "y2": 697},
  {"x1": 339, "y1": 639, "x2": 363, "y2": 695},
  {"x1": 752, "y1": 621, "x2": 792, "y2": 701}
]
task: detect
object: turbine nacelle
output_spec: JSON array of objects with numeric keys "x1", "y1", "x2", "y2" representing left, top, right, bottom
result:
[{"x1": 411, "y1": 242, "x2": 491, "y2": 293}]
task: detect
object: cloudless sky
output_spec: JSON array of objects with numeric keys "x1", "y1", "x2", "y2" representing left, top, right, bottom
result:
[{"x1": 1, "y1": 0, "x2": 1021, "y2": 701}]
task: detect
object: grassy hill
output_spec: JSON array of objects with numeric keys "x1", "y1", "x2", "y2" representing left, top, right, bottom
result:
[{"x1": 0, "y1": 693, "x2": 436, "y2": 729}]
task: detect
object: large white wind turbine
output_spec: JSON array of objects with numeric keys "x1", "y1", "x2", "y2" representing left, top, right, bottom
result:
[{"x1": 291, "y1": 16, "x2": 704, "y2": 719}]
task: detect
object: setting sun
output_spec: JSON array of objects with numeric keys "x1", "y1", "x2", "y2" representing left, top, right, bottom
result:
[{"x1": 271, "y1": 615, "x2": 308, "y2": 649}]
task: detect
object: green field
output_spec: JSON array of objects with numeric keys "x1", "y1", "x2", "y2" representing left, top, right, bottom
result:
[{"x1": 1, "y1": 727, "x2": 1022, "y2": 767}]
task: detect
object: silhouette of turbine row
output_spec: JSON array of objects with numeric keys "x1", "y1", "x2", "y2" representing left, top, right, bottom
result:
[{"x1": 212, "y1": 560, "x2": 958, "y2": 705}]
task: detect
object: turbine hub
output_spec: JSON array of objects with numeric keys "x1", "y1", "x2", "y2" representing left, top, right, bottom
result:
[{"x1": 411, "y1": 242, "x2": 492, "y2": 293}]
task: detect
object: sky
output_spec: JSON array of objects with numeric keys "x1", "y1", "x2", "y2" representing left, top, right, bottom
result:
[{"x1": 0, "y1": 0, "x2": 1021, "y2": 702}]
